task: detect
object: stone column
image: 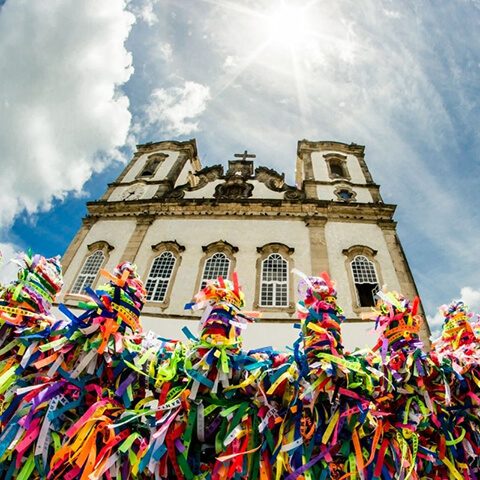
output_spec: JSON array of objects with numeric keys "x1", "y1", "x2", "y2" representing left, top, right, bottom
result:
[
  {"x1": 120, "y1": 216, "x2": 154, "y2": 263},
  {"x1": 61, "y1": 216, "x2": 97, "y2": 274},
  {"x1": 378, "y1": 220, "x2": 431, "y2": 344},
  {"x1": 304, "y1": 216, "x2": 329, "y2": 276},
  {"x1": 300, "y1": 150, "x2": 318, "y2": 199}
]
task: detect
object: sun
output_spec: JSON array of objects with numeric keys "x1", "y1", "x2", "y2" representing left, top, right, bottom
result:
[
  {"x1": 266, "y1": 2, "x2": 311, "y2": 47},
  {"x1": 208, "y1": 0, "x2": 323, "y2": 119}
]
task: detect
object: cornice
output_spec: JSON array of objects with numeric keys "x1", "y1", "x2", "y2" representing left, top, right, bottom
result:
[
  {"x1": 297, "y1": 140, "x2": 365, "y2": 157},
  {"x1": 135, "y1": 139, "x2": 197, "y2": 156},
  {"x1": 310, "y1": 179, "x2": 381, "y2": 189},
  {"x1": 202, "y1": 240, "x2": 239, "y2": 254},
  {"x1": 85, "y1": 199, "x2": 397, "y2": 224},
  {"x1": 152, "y1": 240, "x2": 185, "y2": 253}
]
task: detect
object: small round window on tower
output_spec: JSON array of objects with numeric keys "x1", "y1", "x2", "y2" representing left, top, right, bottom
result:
[{"x1": 337, "y1": 189, "x2": 354, "y2": 201}]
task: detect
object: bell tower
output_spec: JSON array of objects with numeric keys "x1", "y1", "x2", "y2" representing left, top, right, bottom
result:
[
  {"x1": 296, "y1": 140, "x2": 383, "y2": 203},
  {"x1": 102, "y1": 139, "x2": 201, "y2": 202}
]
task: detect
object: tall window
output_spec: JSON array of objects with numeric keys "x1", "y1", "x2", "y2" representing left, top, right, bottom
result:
[
  {"x1": 200, "y1": 253, "x2": 230, "y2": 289},
  {"x1": 138, "y1": 153, "x2": 167, "y2": 178},
  {"x1": 330, "y1": 161, "x2": 346, "y2": 178},
  {"x1": 325, "y1": 154, "x2": 351, "y2": 181},
  {"x1": 71, "y1": 250, "x2": 105, "y2": 294},
  {"x1": 260, "y1": 253, "x2": 288, "y2": 307},
  {"x1": 351, "y1": 255, "x2": 379, "y2": 307},
  {"x1": 145, "y1": 251, "x2": 176, "y2": 302}
]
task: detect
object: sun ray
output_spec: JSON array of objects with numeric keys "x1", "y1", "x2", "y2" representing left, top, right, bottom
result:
[
  {"x1": 199, "y1": 0, "x2": 265, "y2": 21},
  {"x1": 288, "y1": 43, "x2": 310, "y2": 129},
  {"x1": 215, "y1": 40, "x2": 272, "y2": 98}
]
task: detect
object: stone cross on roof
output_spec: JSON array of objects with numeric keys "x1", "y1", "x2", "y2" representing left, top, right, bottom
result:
[
  {"x1": 234, "y1": 150, "x2": 256, "y2": 161},
  {"x1": 227, "y1": 150, "x2": 256, "y2": 178}
]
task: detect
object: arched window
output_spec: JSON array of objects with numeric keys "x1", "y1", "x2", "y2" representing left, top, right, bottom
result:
[
  {"x1": 324, "y1": 153, "x2": 351, "y2": 181},
  {"x1": 145, "y1": 251, "x2": 176, "y2": 302},
  {"x1": 260, "y1": 253, "x2": 289, "y2": 307},
  {"x1": 71, "y1": 250, "x2": 105, "y2": 294},
  {"x1": 255, "y1": 243, "x2": 294, "y2": 311},
  {"x1": 146, "y1": 240, "x2": 184, "y2": 307},
  {"x1": 138, "y1": 153, "x2": 168, "y2": 178},
  {"x1": 351, "y1": 255, "x2": 379, "y2": 307},
  {"x1": 330, "y1": 162, "x2": 345, "y2": 178},
  {"x1": 200, "y1": 252, "x2": 230, "y2": 289}
]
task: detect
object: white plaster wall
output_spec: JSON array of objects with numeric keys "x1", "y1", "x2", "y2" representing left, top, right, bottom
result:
[
  {"x1": 122, "y1": 150, "x2": 180, "y2": 183},
  {"x1": 311, "y1": 151, "x2": 367, "y2": 184},
  {"x1": 316, "y1": 185, "x2": 373, "y2": 202},
  {"x1": 175, "y1": 160, "x2": 192, "y2": 187},
  {"x1": 250, "y1": 181, "x2": 285, "y2": 199},
  {"x1": 62, "y1": 219, "x2": 137, "y2": 296},
  {"x1": 135, "y1": 218, "x2": 311, "y2": 315},
  {"x1": 324, "y1": 221, "x2": 401, "y2": 318}
]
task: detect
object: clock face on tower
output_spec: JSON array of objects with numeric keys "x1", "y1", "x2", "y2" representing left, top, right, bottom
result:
[{"x1": 121, "y1": 184, "x2": 145, "y2": 201}]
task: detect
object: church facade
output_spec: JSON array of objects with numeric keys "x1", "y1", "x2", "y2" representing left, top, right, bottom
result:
[{"x1": 59, "y1": 139, "x2": 430, "y2": 349}]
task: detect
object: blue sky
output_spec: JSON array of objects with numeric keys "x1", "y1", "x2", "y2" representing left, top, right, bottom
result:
[{"x1": 0, "y1": 0, "x2": 479, "y2": 332}]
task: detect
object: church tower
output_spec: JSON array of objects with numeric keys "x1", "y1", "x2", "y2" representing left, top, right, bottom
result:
[{"x1": 60, "y1": 139, "x2": 430, "y2": 349}]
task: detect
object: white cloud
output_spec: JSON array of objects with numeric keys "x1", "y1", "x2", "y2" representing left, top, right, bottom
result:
[
  {"x1": 127, "y1": 0, "x2": 160, "y2": 26},
  {"x1": 460, "y1": 286, "x2": 480, "y2": 312},
  {"x1": 144, "y1": 81, "x2": 211, "y2": 135},
  {"x1": 427, "y1": 311, "x2": 445, "y2": 339},
  {"x1": 427, "y1": 286, "x2": 480, "y2": 339},
  {"x1": 158, "y1": 43, "x2": 173, "y2": 62},
  {"x1": 223, "y1": 55, "x2": 238, "y2": 70},
  {"x1": 0, "y1": 242, "x2": 22, "y2": 285},
  {"x1": 383, "y1": 9, "x2": 402, "y2": 19},
  {"x1": 0, "y1": 0, "x2": 134, "y2": 229}
]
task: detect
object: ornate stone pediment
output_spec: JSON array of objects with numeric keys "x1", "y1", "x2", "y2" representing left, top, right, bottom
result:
[
  {"x1": 164, "y1": 158, "x2": 304, "y2": 201},
  {"x1": 165, "y1": 165, "x2": 224, "y2": 199},
  {"x1": 226, "y1": 160, "x2": 253, "y2": 179},
  {"x1": 214, "y1": 178, "x2": 254, "y2": 200},
  {"x1": 255, "y1": 166, "x2": 285, "y2": 190},
  {"x1": 254, "y1": 166, "x2": 305, "y2": 200},
  {"x1": 196, "y1": 165, "x2": 224, "y2": 184}
]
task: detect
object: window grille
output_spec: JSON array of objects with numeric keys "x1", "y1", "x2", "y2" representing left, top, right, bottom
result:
[
  {"x1": 351, "y1": 255, "x2": 379, "y2": 307},
  {"x1": 71, "y1": 250, "x2": 105, "y2": 294},
  {"x1": 260, "y1": 253, "x2": 288, "y2": 307},
  {"x1": 200, "y1": 253, "x2": 230, "y2": 289},
  {"x1": 145, "y1": 252, "x2": 176, "y2": 302}
]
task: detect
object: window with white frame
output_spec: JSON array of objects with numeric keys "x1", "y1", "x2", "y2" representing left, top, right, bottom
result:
[
  {"x1": 145, "y1": 251, "x2": 176, "y2": 302},
  {"x1": 351, "y1": 255, "x2": 379, "y2": 307},
  {"x1": 200, "y1": 252, "x2": 230, "y2": 289},
  {"x1": 71, "y1": 250, "x2": 105, "y2": 294},
  {"x1": 260, "y1": 253, "x2": 288, "y2": 307}
]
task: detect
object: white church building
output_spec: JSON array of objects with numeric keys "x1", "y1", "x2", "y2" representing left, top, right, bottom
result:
[{"x1": 59, "y1": 139, "x2": 430, "y2": 350}]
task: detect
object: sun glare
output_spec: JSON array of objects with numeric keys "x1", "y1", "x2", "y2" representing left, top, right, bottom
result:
[
  {"x1": 266, "y1": 3, "x2": 310, "y2": 46},
  {"x1": 210, "y1": 0, "x2": 323, "y2": 121}
]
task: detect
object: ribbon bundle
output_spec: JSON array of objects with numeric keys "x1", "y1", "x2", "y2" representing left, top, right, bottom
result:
[{"x1": 0, "y1": 253, "x2": 478, "y2": 479}]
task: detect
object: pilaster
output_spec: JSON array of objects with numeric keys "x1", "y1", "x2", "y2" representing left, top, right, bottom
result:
[
  {"x1": 378, "y1": 220, "x2": 431, "y2": 345},
  {"x1": 120, "y1": 216, "x2": 155, "y2": 263},
  {"x1": 304, "y1": 216, "x2": 329, "y2": 276}
]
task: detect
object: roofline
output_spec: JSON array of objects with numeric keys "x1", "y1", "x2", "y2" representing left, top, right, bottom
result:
[
  {"x1": 135, "y1": 138, "x2": 198, "y2": 157},
  {"x1": 297, "y1": 140, "x2": 365, "y2": 156}
]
